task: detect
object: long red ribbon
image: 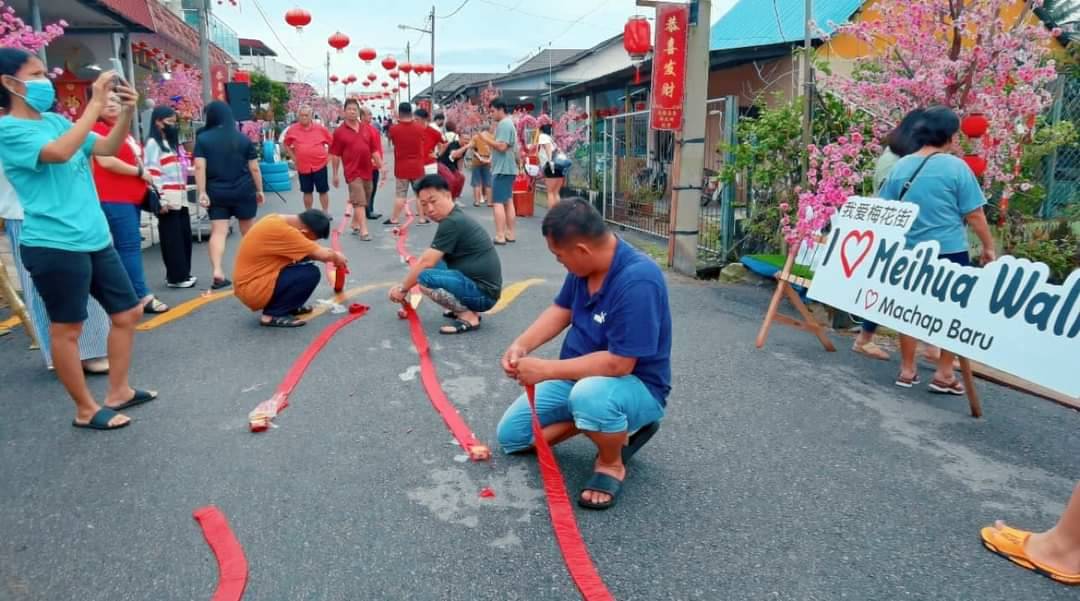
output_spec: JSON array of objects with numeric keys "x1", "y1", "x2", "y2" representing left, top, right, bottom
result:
[
  {"x1": 325, "y1": 206, "x2": 351, "y2": 291},
  {"x1": 526, "y1": 385, "x2": 615, "y2": 601},
  {"x1": 393, "y1": 205, "x2": 488, "y2": 459},
  {"x1": 192, "y1": 506, "x2": 248, "y2": 601},
  {"x1": 249, "y1": 305, "x2": 369, "y2": 431}
]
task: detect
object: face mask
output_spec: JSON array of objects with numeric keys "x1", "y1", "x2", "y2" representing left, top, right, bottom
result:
[
  {"x1": 7, "y1": 77, "x2": 56, "y2": 113},
  {"x1": 163, "y1": 124, "x2": 178, "y2": 137}
]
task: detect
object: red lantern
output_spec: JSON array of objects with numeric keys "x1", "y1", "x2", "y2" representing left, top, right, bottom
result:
[
  {"x1": 358, "y1": 47, "x2": 377, "y2": 63},
  {"x1": 329, "y1": 74, "x2": 339, "y2": 83},
  {"x1": 963, "y1": 154, "x2": 987, "y2": 177},
  {"x1": 399, "y1": 62, "x2": 413, "y2": 74},
  {"x1": 623, "y1": 16, "x2": 651, "y2": 61},
  {"x1": 328, "y1": 31, "x2": 350, "y2": 53},
  {"x1": 961, "y1": 113, "x2": 989, "y2": 138},
  {"x1": 381, "y1": 55, "x2": 397, "y2": 71},
  {"x1": 366, "y1": 72, "x2": 377, "y2": 82},
  {"x1": 399, "y1": 82, "x2": 408, "y2": 89},
  {"x1": 362, "y1": 81, "x2": 371, "y2": 87},
  {"x1": 347, "y1": 74, "x2": 357, "y2": 84},
  {"x1": 381, "y1": 81, "x2": 389, "y2": 88},
  {"x1": 285, "y1": 8, "x2": 312, "y2": 32},
  {"x1": 389, "y1": 70, "x2": 399, "y2": 79}
]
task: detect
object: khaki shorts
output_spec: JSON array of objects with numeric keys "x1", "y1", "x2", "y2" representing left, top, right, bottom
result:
[
  {"x1": 394, "y1": 177, "x2": 420, "y2": 197},
  {"x1": 347, "y1": 178, "x2": 371, "y2": 208}
]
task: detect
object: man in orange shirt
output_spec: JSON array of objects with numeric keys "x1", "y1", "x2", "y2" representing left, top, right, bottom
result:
[
  {"x1": 233, "y1": 210, "x2": 348, "y2": 328},
  {"x1": 283, "y1": 106, "x2": 333, "y2": 212}
]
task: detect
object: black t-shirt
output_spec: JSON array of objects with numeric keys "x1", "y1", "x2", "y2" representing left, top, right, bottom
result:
[
  {"x1": 194, "y1": 126, "x2": 258, "y2": 202},
  {"x1": 438, "y1": 140, "x2": 462, "y2": 171},
  {"x1": 430, "y1": 206, "x2": 502, "y2": 300}
]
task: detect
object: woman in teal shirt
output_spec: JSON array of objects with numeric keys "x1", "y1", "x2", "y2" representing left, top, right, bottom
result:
[{"x1": 0, "y1": 48, "x2": 157, "y2": 430}]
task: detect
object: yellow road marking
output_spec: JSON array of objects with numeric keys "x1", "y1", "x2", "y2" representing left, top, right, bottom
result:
[
  {"x1": 299, "y1": 281, "x2": 395, "y2": 322},
  {"x1": 486, "y1": 278, "x2": 545, "y2": 315},
  {"x1": 0, "y1": 315, "x2": 21, "y2": 330},
  {"x1": 135, "y1": 290, "x2": 234, "y2": 331}
]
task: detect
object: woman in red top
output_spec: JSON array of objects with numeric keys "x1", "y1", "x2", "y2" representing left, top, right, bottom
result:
[{"x1": 92, "y1": 93, "x2": 169, "y2": 313}]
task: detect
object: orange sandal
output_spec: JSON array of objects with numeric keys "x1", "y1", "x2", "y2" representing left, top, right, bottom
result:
[{"x1": 981, "y1": 524, "x2": 1080, "y2": 586}]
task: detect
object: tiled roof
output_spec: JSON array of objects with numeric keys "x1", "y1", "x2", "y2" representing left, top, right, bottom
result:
[
  {"x1": 709, "y1": 0, "x2": 863, "y2": 51},
  {"x1": 239, "y1": 38, "x2": 277, "y2": 57},
  {"x1": 414, "y1": 72, "x2": 500, "y2": 98}
]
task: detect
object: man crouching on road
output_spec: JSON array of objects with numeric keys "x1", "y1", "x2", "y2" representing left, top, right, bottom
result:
[
  {"x1": 496, "y1": 198, "x2": 671, "y2": 510},
  {"x1": 388, "y1": 174, "x2": 502, "y2": 334},
  {"x1": 233, "y1": 209, "x2": 347, "y2": 328}
]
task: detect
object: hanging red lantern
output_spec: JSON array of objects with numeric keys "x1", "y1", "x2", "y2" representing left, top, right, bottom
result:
[
  {"x1": 381, "y1": 55, "x2": 397, "y2": 70},
  {"x1": 381, "y1": 81, "x2": 389, "y2": 88},
  {"x1": 623, "y1": 16, "x2": 651, "y2": 60},
  {"x1": 329, "y1": 74, "x2": 339, "y2": 83},
  {"x1": 328, "y1": 31, "x2": 350, "y2": 53},
  {"x1": 399, "y1": 82, "x2": 408, "y2": 89},
  {"x1": 284, "y1": 8, "x2": 312, "y2": 32},
  {"x1": 366, "y1": 72, "x2": 377, "y2": 82},
  {"x1": 399, "y1": 62, "x2": 413, "y2": 74},
  {"x1": 358, "y1": 47, "x2": 377, "y2": 63},
  {"x1": 961, "y1": 112, "x2": 989, "y2": 138},
  {"x1": 362, "y1": 80, "x2": 371, "y2": 87},
  {"x1": 389, "y1": 70, "x2": 399, "y2": 79},
  {"x1": 963, "y1": 154, "x2": 987, "y2": 177}
]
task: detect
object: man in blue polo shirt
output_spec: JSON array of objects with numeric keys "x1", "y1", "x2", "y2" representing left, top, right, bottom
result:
[{"x1": 496, "y1": 198, "x2": 671, "y2": 510}]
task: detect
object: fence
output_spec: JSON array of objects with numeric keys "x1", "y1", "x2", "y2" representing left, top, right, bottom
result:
[
  {"x1": 599, "y1": 98, "x2": 734, "y2": 264},
  {"x1": 1044, "y1": 75, "x2": 1080, "y2": 219}
]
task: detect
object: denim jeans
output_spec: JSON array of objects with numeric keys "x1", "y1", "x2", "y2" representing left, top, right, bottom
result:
[
  {"x1": 100, "y1": 202, "x2": 149, "y2": 299},
  {"x1": 496, "y1": 376, "x2": 666, "y2": 454},
  {"x1": 417, "y1": 262, "x2": 497, "y2": 313},
  {"x1": 264, "y1": 263, "x2": 320, "y2": 317}
]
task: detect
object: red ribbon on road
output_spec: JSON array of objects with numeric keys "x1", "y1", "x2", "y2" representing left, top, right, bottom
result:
[
  {"x1": 249, "y1": 304, "x2": 369, "y2": 432},
  {"x1": 325, "y1": 206, "x2": 350, "y2": 292},
  {"x1": 526, "y1": 385, "x2": 614, "y2": 601},
  {"x1": 192, "y1": 506, "x2": 248, "y2": 601}
]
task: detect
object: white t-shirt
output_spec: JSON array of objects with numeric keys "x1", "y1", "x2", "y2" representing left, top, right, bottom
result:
[
  {"x1": 0, "y1": 160, "x2": 23, "y2": 221},
  {"x1": 537, "y1": 133, "x2": 556, "y2": 166}
]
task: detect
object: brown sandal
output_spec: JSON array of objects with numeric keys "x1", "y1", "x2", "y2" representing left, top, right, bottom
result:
[
  {"x1": 895, "y1": 372, "x2": 921, "y2": 388},
  {"x1": 928, "y1": 378, "x2": 965, "y2": 395}
]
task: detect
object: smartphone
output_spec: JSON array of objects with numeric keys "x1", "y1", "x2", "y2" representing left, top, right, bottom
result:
[{"x1": 108, "y1": 58, "x2": 128, "y2": 90}]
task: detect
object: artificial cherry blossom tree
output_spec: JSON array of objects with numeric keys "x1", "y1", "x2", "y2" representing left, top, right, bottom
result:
[
  {"x1": 1, "y1": 1, "x2": 64, "y2": 53},
  {"x1": 142, "y1": 63, "x2": 203, "y2": 120}
]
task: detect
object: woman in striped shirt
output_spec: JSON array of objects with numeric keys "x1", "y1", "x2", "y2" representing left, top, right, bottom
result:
[{"x1": 144, "y1": 106, "x2": 195, "y2": 288}]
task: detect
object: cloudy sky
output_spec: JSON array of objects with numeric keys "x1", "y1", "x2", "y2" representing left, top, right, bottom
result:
[{"x1": 212, "y1": 0, "x2": 737, "y2": 88}]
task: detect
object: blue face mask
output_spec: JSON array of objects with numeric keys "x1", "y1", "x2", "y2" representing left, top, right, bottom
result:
[{"x1": 9, "y1": 77, "x2": 56, "y2": 113}]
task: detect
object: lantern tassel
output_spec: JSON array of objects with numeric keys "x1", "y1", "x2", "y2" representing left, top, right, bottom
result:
[{"x1": 634, "y1": 64, "x2": 641, "y2": 85}]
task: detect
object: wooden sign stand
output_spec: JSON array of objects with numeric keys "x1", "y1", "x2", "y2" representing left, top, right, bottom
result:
[
  {"x1": 0, "y1": 252, "x2": 39, "y2": 350},
  {"x1": 755, "y1": 252, "x2": 983, "y2": 418}
]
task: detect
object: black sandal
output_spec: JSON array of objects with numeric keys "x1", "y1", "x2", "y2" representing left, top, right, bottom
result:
[
  {"x1": 439, "y1": 319, "x2": 480, "y2": 335},
  {"x1": 261, "y1": 316, "x2": 306, "y2": 328},
  {"x1": 577, "y1": 472, "x2": 623, "y2": 510},
  {"x1": 622, "y1": 422, "x2": 660, "y2": 463},
  {"x1": 290, "y1": 305, "x2": 314, "y2": 316},
  {"x1": 211, "y1": 278, "x2": 232, "y2": 290}
]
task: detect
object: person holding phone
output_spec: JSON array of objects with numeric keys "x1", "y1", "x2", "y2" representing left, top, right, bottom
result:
[{"x1": 0, "y1": 48, "x2": 158, "y2": 430}]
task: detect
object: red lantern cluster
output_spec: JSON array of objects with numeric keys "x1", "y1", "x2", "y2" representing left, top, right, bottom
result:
[
  {"x1": 284, "y1": 8, "x2": 311, "y2": 32},
  {"x1": 623, "y1": 15, "x2": 651, "y2": 61},
  {"x1": 328, "y1": 31, "x2": 350, "y2": 53},
  {"x1": 381, "y1": 55, "x2": 397, "y2": 71},
  {"x1": 961, "y1": 112, "x2": 989, "y2": 178},
  {"x1": 358, "y1": 47, "x2": 377, "y2": 63}
]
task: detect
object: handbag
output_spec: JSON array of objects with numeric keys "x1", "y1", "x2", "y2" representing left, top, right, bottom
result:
[{"x1": 140, "y1": 184, "x2": 163, "y2": 214}]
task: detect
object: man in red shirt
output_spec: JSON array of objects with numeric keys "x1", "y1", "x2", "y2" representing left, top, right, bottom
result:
[
  {"x1": 284, "y1": 106, "x2": 333, "y2": 212},
  {"x1": 330, "y1": 98, "x2": 382, "y2": 240},
  {"x1": 359, "y1": 106, "x2": 383, "y2": 221},
  {"x1": 415, "y1": 107, "x2": 445, "y2": 176},
  {"x1": 386, "y1": 102, "x2": 430, "y2": 226}
]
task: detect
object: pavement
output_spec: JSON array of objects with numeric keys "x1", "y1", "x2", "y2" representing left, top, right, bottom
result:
[{"x1": 0, "y1": 177, "x2": 1077, "y2": 601}]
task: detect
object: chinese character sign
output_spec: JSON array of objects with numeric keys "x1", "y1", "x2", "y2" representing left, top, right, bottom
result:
[
  {"x1": 649, "y1": 3, "x2": 688, "y2": 132},
  {"x1": 808, "y1": 196, "x2": 1080, "y2": 398},
  {"x1": 211, "y1": 65, "x2": 228, "y2": 102}
]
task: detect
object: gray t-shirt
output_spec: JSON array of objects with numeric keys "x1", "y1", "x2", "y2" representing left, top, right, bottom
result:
[
  {"x1": 430, "y1": 206, "x2": 503, "y2": 300},
  {"x1": 491, "y1": 117, "x2": 518, "y2": 176}
]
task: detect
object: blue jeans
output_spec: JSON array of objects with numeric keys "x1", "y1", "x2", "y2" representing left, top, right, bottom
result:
[
  {"x1": 417, "y1": 263, "x2": 497, "y2": 313},
  {"x1": 496, "y1": 376, "x2": 665, "y2": 454},
  {"x1": 100, "y1": 202, "x2": 149, "y2": 299}
]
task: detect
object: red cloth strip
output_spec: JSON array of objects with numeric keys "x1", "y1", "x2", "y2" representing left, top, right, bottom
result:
[
  {"x1": 192, "y1": 506, "x2": 248, "y2": 601},
  {"x1": 526, "y1": 385, "x2": 615, "y2": 601},
  {"x1": 325, "y1": 206, "x2": 351, "y2": 289}
]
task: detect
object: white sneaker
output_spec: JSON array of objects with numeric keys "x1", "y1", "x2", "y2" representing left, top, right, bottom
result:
[{"x1": 168, "y1": 276, "x2": 198, "y2": 288}]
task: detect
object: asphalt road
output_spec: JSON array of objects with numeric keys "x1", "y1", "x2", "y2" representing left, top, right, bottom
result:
[{"x1": 0, "y1": 176, "x2": 1077, "y2": 601}]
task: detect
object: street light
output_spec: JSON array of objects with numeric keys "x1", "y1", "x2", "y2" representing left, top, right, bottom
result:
[{"x1": 397, "y1": 7, "x2": 436, "y2": 109}]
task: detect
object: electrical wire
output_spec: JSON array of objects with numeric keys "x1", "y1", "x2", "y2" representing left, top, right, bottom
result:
[
  {"x1": 246, "y1": 0, "x2": 313, "y2": 69},
  {"x1": 437, "y1": 0, "x2": 471, "y2": 19},
  {"x1": 474, "y1": 0, "x2": 602, "y2": 26}
]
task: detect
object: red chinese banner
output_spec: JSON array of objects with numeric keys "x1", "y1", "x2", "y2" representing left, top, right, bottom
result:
[
  {"x1": 649, "y1": 3, "x2": 689, "y2": 132},
  {"x1": 210, "y1": 65, "x2": 228, "y2": 102}
]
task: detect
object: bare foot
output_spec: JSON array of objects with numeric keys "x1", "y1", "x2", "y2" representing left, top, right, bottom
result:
[
  {"x1": 994, "y1": 521, "x2": 1080, "y2": 576},
  {"x1": 580, "y1": 459, "x2": 625, "y2": 506}
]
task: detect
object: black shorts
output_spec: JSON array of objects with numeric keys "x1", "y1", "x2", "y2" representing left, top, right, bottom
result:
[
  {"x1": 298, "y1": 167, "x2": 329, "y2": 194},
  {"x1": 543, "y1": 163, "x2": 566, "y2": 179},
  {"x1": 207, "y1": 194, "x2": 258, "y2": 221},
  {"x1": 20, "y1": 244, "x2": 140, "y2": 323}
]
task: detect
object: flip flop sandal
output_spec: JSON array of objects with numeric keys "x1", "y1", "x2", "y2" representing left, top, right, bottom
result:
[
  {"x1": 506, "y1": 238, "x2": 517, "y2": 243},
  {"x1": 493, "y1": 240, "x2": 507, "y2": 246},
  {"x1": 110, "y1": 389, "x2": 158, "y2": 411},
  {"x1": 577, "y1": 472, "x2": 623, "y2": 510},
  {"x1": 360, "y1": 233, "x2": 373, "y2": 241},
  {"x1": 290, "y1": 305, "x2": 314, "y2": 316},
  {"x1": 622, "y1": 422, "x2": 660, "y2": 463},
  {"x1": 981, "y1": 524, "x2": 1080, "y2": 586},
  {"x1": 211, "y1": 278, "x2": 232, "y2": 290},
  {"x1": 929, "y1": 378, "x2": 965, "y2": 395},
  {"x1": 853, "y1": 341, "x2": 890, "y2": 360},
  {"x1": 440, "y1": 319, "x2": 480, "y2": 335},
  {"x1": 895, "y1": 372, "x2": 921, "y2": 388},
  {"x1": 144, "y1": 298, "x2": 169, "y2": 314},
  {"x1": 261, "y1": 316, "x2": 306, "y2": 328},
  {"x1": 73, "y1": 407, "x2": 129, "y2": 431}
]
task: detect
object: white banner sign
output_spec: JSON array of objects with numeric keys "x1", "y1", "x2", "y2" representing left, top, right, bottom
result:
[{"x1": 808, "y1": 196, "x2": 1080, "y2": 398}]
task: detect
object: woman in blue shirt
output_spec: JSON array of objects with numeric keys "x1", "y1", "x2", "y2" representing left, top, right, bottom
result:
[
  {"x1": 878, "y1": 106, "x2": 996, "y2": 395},
  {"x1": 0, "y1": 48, "x2": 157, "y2": 430}
]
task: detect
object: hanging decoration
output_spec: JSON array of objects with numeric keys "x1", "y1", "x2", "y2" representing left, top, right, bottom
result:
[
  {"x1": 381, "y1": 81, "x2": 389, "y2": 88},
  {"x1": 328, "y1": 31, "x2": 350, "y2": 53},
  {"x1": 389, "y1": 70, "x2": 399, "y2": 80},
  {"x1": 366, "y1": 72, "x2": 377, "y2": 82},
  {"x1": 381, "y1": 55, "x2": 397, "y2": 71},
  {"x1": 284, "y1": 8, "x2": 312, "y2": 32},
  {"x1": 362, "y1": 81, "x2": 371, "y2": 87},
  {"x1": 329, "y1": 74, "x2": 339, "y2": 83},
  {"x1": 358, "y1": 47, "x2": 377, "y2": 63},
  {"x1": 399, "y1": 62, "x2": 413, "y2": 74},
  {"x1": 623, "y1": 15, "x2": 651, "y2": 84}
]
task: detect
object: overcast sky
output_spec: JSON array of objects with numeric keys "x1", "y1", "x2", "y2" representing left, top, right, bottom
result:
[{"x1": 212, "y1": 0, "x2": 738, "y2": 88}]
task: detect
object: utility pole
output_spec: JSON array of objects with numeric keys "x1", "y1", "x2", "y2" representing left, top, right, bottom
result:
[
  {"x1": 406, "y1": 42, "x2": 412, "y2": 103},
  {"x1": 800, "y1": 0, "x2": 814, "y2": 182},
  {"x1": 29, "y1": 0, "x2": 46, "y2": 64},
  {"x1": 198, "y1": 0, "x2": 212, "y2": 104},
  {"x1": 325, "y1": 52, "x2": 331, "y2": 99},
  {"x1": 429, "y1": 5, "x2": 436, "y2": 109}
]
